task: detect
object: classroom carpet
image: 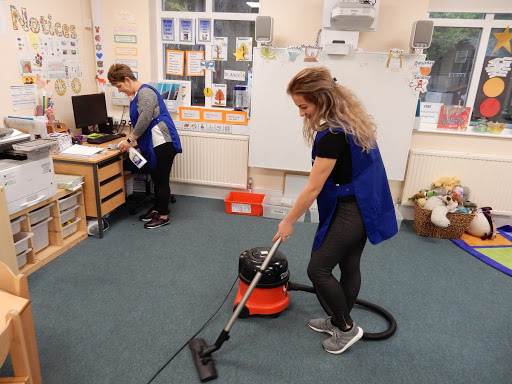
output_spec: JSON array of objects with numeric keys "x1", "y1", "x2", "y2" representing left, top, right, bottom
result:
[
  {"x1": 2, "y1": 196, "x2": 512, "y2": 384},
  {"x1": 452, "y1": 226, "x2": 512, "y2": 277}
]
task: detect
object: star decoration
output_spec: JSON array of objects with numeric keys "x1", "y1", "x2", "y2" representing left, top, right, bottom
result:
[
  {"x1": 233, "y1": 44, "x2": 248, "y2": 61},
  {"x1": 493, "y1": 26, "x2": 512, "y2": 54}
]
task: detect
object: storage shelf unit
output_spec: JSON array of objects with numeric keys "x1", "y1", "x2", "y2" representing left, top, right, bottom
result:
[{"x1": 0, "y1": 187, "x2": 88, "y2": 275}]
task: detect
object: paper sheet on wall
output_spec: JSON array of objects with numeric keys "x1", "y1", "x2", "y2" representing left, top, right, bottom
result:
[
  {"x1": 235, "y1": 37, "x2": 253, "y2": 61},
  {"x1": 224, "y1": 70, "x2": 246, "y2": 81},
  {"x1": 212, "y1": 37, "x2": 228, "y2": 61},
  {"x1": 10, "y1": 85, "x2": 37, "y2": 111},
  {"x1": 116, "y1": 59, "x2": 138, "y2": 69},
  {"x1": 166, "y1": 49, "x2": 185, "y2": 76},
  {"x1": 186, "y1": 51, "x2": 205, "y2": 76}
]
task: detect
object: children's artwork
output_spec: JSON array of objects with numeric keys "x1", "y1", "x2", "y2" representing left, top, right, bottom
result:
[
  {"x1": 212, "y1": 37, "x2": 228, "y2": 61},
  {"x1": 200, "y1": 60, "x2": 216, "y2": 72},
  {"x1": 409, "y1": 75, "x2": 429, "y2": 93},
  {"x1": 385, "y1": 48, "x2": 405, "y2": 68},
  {"x1": 287, "y1": 46, "x2": 302, "y2": 62},
  {"x1": 437, "y1": 104, "x2": 471, "y2": 130},
  {"x1": 153, "y1": 80, "x2": 191, "y2": 111},
  {"x1": 71, "y1": 78, "x2": 81, "y2": 94},
  {"x1": 161, "y1": 18, "x2": 175, "y2": 41},
  {"x1": 224, "y1": 70, "x2": 245, "y2": 82},
  {"x1": 303, "y1": 45, "x2": 321, "y2": 62},
  {"x1": 234, "y1": 37, "x2": 252, "y2": 61},
  {"x1": 492, "y1": 26, "x2": 512, "y2": 54},
  {"x1": 166, "y1": 49, "x2": 185, "y2": 76},
  {"x1": 197, "y1": 19, "x2": 211, "y2": 43},
  {"x1": 212, "y1": 83, "x2": 227, "y2": 107},
  {"x1": 260, "y1": 46, "x2": 276, "y2": 60},
  {"x1": 54, "y1": 79, "x2": 67, "y2": 96},
  {"x1": 186, "y1": 51, "x2": 205, "y2": 76},
  {"x1": 416, "y1": 60, "x2": 435, "y2": 76},
  {"x1": 179, "y1": 18, "x2": 194, "y2": 44},
  {"x1": 485, "y1": 57, "x2": 512, "y2": 78}
]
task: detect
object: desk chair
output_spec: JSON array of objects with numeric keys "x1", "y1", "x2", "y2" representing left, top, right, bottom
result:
[
  {"x1": 0, "y1": 310, "x2": 33, "y2": 384},
  {"x1": 124, "y1": 160, "x2": 176, "y2": 216}
]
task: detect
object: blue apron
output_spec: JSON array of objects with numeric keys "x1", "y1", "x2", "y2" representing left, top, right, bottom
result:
[
  {"x1": 312, "y1": 128, "x2": 398, "y2": 251},
  {"x1": 129, "y1": 84, "x2": 182, "y2": 169}
]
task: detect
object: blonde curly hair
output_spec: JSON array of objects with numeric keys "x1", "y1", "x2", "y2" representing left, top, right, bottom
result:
[{"x1": 287, "y1": 66, "x2": 377, "y2": 152}]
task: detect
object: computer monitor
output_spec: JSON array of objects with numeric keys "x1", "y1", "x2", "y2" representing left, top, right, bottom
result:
[{"x1": 71, "y1": 93, "x2": 109, "y2": 134}]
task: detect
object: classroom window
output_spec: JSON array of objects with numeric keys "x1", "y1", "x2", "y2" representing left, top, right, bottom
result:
[
  {"x1": 421, "y1": 27, "x2": 482, "y2": 106},
  {"x1": 428, "y1": 12, "x2": 486, "y2": 19},
  {"x1": 493, "y1": 13, "x2": 512, "y2": 20},
  {"x1": 213, "y1": 0, "x2": 259, "y2": 13},
  {"x1": 162, "y1": 0, "x2": 206, "y2": 12},
  {"x1": 163, "y1": 44, "x2": 206, "y2": 105}
]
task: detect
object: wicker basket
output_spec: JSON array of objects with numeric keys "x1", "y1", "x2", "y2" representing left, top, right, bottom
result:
[{"x1": 413, "y1": 205, "x2": 475, "y2": 239}]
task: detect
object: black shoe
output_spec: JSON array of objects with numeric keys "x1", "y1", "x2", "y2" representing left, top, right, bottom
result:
[
  {"x1": 139, "y1": 210, "x2": 157, "y2": 222},
  {"x1": 144, "y1": 216, "x2": 170, "y2": 229}
]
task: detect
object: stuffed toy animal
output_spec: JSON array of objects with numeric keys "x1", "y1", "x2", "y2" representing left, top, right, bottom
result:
[
  {"x1": 467, "y1": 207, "x2": 496, "y2": 240},
  {"x1": 432, "y1": 176, "x2": 461, "y2": 192},
  {"x1": 424, "y1": 195, "x2": 458, "y2": 228}
]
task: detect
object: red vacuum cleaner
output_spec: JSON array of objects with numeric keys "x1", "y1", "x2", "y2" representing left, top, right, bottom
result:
[{"x1": 189, "y1": 239, "x2": 397, "y2": 382}]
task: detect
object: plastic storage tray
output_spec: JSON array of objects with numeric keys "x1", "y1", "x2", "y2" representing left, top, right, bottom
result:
[
  {"x1": 224, "y1": 191, "x2": 265, "y2": 216},
  {"x1": 262, "y1": 196, "x2": 305, "y2": 222},
  {"x1": 16, "y1": 247, "x2": 31, "y2": 268},
  {"x1": 31, "y1": 217, "x2": 53, "y2": 253},
  {"x1": 62, "y1": 217, "x2": 81, "y2": 238},
  {"x1": 60, "y1": 205, "x2": 79, "y2": 225},
  {"x1": 28, "y1": 204, "x2": 52, "y2": 226},
  {"x1": 13, "y1": 232, "x2": 33, "y2": 255},
  {"x1": 10, "y1": 216, "x2": 26, "y2": 236},
  {"x1": 58, "y1": 192, "x2": 80, "y2": 212}
]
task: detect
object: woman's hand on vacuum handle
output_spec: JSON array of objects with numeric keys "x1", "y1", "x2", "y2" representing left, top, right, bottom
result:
[{"x1": 273, "y1": 219, "x2": 294, "y2": 243}]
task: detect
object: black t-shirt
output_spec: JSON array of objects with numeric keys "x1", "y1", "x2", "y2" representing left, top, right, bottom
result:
[{"x1": 315, "y1": 131, "x2": 352, "y2": 184}]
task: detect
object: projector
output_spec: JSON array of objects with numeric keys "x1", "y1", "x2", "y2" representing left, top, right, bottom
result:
[{"x1": 330, "y1": 3, "x2": 376, "y2": 30}]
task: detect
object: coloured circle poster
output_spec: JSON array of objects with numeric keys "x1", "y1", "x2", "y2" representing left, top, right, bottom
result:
[
  {"x1": 479, "y1": 98, "x2": 501, "y2": 118},
  {"x1": 483, "y1": 77, "x2": 505, "y2": 97}
]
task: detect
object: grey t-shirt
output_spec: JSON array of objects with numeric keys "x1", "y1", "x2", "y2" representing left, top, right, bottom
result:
[{"x1": 132, "y1": 87, "x2": 172, "y2": 147}]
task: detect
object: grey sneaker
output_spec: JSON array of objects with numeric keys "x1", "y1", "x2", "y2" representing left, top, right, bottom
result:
[
  {"x1": 308, "y1": 317, "x2": 336, "y2": 335},
  {"x1": 322, "y1": 324, "x2": 363, "y2": 355}
]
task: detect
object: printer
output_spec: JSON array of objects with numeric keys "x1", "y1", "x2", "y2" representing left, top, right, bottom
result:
[{"x1": 0, "y1": 117, "x2": 56, "y2": 214}]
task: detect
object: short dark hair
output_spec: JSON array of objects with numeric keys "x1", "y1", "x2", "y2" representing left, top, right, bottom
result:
[{"x1": 107, "y1": 64, "x2": 136, "y2": 84}]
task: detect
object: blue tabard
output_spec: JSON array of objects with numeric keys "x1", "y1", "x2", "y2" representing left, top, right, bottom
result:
[
  {"x1": 312, "y1": 128, "x2": 398, "y2": 251},
  {"x1": 129, "y1": 84, "x2": 182, "y2": 169}
]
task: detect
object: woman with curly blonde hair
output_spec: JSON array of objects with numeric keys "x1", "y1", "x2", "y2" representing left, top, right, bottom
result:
[{"x1": 273, "y1": 66, "x2": 397, "y2": 355}]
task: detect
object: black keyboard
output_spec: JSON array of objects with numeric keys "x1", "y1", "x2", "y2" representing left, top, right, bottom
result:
[{"x1": 86, "y1": 133, "x2": 126, "y2": 144}]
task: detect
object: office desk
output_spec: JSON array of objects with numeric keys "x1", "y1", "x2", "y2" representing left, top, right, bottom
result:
[{"x1": 52, "y1": 138, "x2": 126, "y2": 238}]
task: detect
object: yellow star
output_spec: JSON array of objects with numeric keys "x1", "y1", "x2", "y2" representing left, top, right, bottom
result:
[{"x1": 493, "y1": 26, "x2": 512, "y2": 54}]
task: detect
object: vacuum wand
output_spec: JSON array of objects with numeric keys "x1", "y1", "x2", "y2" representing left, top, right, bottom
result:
[{"x1": 189, "y1": 238, "x2": 283, "y2": 382}]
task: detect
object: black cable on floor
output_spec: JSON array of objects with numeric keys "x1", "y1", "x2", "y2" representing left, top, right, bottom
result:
[{"x1": 144, "y1": 276, "x2": 239, "y2": 384}]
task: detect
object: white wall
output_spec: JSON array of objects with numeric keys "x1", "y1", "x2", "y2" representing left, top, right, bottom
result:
[{"x1": 429, "y1": 0, "x2": 512, "y2": 13}]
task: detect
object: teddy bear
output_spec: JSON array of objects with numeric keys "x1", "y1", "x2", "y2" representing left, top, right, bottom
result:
[
  {"x1": 409, "y1": 189, "x2": 436, "y2": 207},
  {"x1": 432, "y1": 176, "x2": 461, "y2": 193},
  {"x1": 424, "y1": 194, "x2": 459, "y2": 228},
  {"x1": 467, "y1": 207, "x2": 496, "y2": 240}
]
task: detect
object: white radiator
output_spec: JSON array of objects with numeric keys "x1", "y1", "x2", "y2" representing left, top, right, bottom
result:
[
  {"x1": 171, "y1": 132, "x2": 249, "y2": 189},
  {"x1": 401, "y1": 149, "x2": 512, "y2": 215}
]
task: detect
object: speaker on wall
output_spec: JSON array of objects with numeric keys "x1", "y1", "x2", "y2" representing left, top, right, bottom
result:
[
  {"x1": 410, "y1": 20, "x2": 434, "y2": 51},
  {"x1": 255, "y1": 16, "x2": 273, "y2": 44}
]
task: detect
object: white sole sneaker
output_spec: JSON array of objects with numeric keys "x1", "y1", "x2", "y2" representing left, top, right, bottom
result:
[
  {"x1": 308, "y1": 323, "x2": 334, "y2": 336},
  {"x1": 323, "y1": 326, "x2": 363, "y2": 355}
]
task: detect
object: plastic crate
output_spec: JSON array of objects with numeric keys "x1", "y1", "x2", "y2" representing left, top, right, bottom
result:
[
  {"x1": 224, "y1": 191, "x2": 265, "y2": 216},
  {"x1": 62, "y1": 217, "x2": 81, "y2": 238},
  {"x1": 31, "y1": 217, "x2": 53, "y2": 253},
  {"x1": 17, "y1": 247, "x2": 31, "y2": 268},
  {"x1": 28, "y1": 204, "x2": 52, "y2": 226},
  {"x1": 13, "y1": 232, "x2": 33, "y2": 255},
  {"x1": 262, "y1": 196, "x2": 305, "y2": 222},
  {"x1": 60, "y1": 205, "x2": 79, "y2": 225},
  {"x1": 58, "y1": 192, "x2": 80, "y2": 212},
  {"x1": 10, "y1": 216, "x2": 26, "y2": 236}
]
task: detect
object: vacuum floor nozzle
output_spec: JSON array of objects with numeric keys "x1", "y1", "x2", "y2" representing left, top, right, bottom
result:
[{"x1": 189, "y1": 338, "x2": 218, "y2": 382}]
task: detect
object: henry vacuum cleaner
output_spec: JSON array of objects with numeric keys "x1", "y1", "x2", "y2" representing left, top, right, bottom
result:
[{"x1": 189, "y1": 238, "x2": 397, "y2": 382}]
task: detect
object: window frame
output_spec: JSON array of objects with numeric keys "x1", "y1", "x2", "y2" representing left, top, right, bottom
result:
[
  {"x1": 418, "y1": 13, "x2": 512, "y2": 138},
  {"x1": 151, "y1": 1, "x2": 258, "y2": 109}
]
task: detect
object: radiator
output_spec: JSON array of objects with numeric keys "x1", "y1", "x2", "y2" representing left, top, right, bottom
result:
[
  {"x1": 401, "y1": 149, "x2": 512, "y2": 215},
  {"x1": 170, "y1": 132, "x2": 249, "y2": 189}
]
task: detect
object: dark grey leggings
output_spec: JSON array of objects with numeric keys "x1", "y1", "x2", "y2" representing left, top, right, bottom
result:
[{"x1": 307, "y1": 196, "x2": 367, "y2": 330}]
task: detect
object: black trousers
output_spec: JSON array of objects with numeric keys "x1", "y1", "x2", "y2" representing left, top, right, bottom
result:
[
  {"x1": 142, "y1": 142, "x2": 176, "y2": 215},
  {"x1": 307, "y1": 196, "x2": 367, "y2": 330}
]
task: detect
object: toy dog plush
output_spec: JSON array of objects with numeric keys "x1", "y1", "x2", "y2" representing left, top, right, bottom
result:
[{"x1": 424, "y1": 195, "x2": 459, "y2": 228}]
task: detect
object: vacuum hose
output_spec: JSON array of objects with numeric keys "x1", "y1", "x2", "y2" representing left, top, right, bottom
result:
[{"x1": 287, "y1": 282, "x2": 396, "y2": 340}]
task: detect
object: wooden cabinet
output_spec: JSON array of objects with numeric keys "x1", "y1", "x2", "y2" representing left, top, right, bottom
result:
[{"x1": 0, "y1": 187, "x2": 88, "y2": 276}]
